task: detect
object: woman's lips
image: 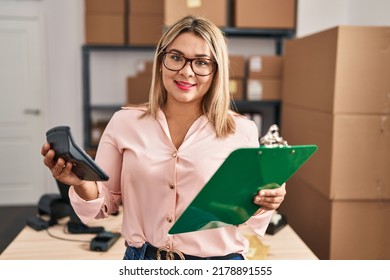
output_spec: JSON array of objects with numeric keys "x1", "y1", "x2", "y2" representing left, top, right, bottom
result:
[{"x1": 175, "y1": 81, "x2": 196, "y2": 90}]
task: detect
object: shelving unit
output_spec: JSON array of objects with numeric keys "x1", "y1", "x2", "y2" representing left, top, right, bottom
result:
[
  {"x1": 81, "y1": 28, "x2": 294, "y2": 151},
  {"x1": 222, "y1": 27, "x2": 294, "y2": 54},
  {"x1": 82, "y1": 45, "x2": 155, "y2": 150}
]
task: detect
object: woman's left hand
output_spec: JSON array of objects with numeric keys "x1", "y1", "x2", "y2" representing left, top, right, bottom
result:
[{"x1": 253, "y1": 183, "x2": 286, "y2": 211}]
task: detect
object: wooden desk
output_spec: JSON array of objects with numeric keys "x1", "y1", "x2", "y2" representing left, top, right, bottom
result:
[
  {"x1": 0, "y1": 213, "x2": 124, "y2": 260},
  {"x1": 259, "y1": 226, "x2": 318, "y2": 260},
  {"x1": 0, "y1": 213, "x2": 317, "y2": 260}
]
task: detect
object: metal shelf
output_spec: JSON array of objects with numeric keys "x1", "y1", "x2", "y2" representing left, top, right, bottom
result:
[
  {"x1": 223, "y1": 27, "x2": 294, "y2": 55},
  {"x1": 89, "y1": 101, "x2": 280, "y2": 112},
  {"x1": 81, "y1": 46, "x2": 156, "y2": 148},
  {"x1": 87, "y1": 100, "x2": 281, "y2": 140},
  {"x1": 90, "y1": 105, "x2": 123, "y2": 111},
  {"x1": 82, "y1": 45, "x2": 156, "y2": 52},
  {"x1": 233, "y1": 100, "x2": 281, "y2": 134},
  {"x1": 222, "y1": 27, "x2": 294, "y2": 38}
]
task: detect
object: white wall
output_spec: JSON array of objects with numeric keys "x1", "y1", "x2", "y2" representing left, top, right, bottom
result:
[
  {"x1": 347, "y1": 0, "x2": 390, "y2": 26},
  {"x1": 43, "y1": 0, "x2": 84, "y2": 144},
  {"x1": 296, "y1": 0, "x2": 349, "y2": 37},
  {"x1": 297, "y1": 0, "x2": 390, "y2": 37},
  {"x1": 39, "y1": 0, "x2": 84, "y2": 192}
]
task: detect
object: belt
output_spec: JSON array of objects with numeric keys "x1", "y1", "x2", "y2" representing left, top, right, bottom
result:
[{"x1": 144, "y1": 243, "x2": 242, "y2": 260}]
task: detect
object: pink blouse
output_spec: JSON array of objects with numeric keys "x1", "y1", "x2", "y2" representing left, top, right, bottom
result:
[{"x1": 69, "y1": 106, "x2": 273, "y2": 257}]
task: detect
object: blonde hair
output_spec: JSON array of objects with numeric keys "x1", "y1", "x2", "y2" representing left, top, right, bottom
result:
[{"x1": 143, "y1": 15, "x2": 235, "y2": 138}]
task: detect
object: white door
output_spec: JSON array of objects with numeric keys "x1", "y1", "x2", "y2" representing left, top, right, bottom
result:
[{"x1": 0, "y1": 15, "x2": 46, "y2": 205}]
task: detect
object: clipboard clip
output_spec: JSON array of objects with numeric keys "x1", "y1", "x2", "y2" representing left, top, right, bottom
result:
[{"x1": 260, "y1": 124, "x2": 289, "y2": 148}]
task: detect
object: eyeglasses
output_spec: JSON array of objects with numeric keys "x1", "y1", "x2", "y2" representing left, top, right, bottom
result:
[{"x1": 162, "y1": 52, "x2": 217, "y2": 76}]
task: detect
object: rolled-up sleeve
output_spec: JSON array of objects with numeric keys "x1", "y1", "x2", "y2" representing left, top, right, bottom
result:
[
  {"x1": 68, "y1": 187, "x2": 105, "y2": 224},
  {"x1": 245, "y1": 210, "x2": 274, "y2": 236}
]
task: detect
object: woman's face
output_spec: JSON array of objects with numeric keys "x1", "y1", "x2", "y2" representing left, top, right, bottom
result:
[{"x1": 162, "y1": 32, "x2": 215, "y2": 107}]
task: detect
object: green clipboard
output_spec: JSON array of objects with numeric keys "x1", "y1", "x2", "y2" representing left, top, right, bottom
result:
[{"x1": 168, "y1": 145, "x2": 318, "y2": 234}]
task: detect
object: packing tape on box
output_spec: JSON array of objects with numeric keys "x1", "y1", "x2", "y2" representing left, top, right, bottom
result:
[
  {"x1": 229, "y1": 80, "x2": 238, "y2": 94},
  {"x1": 186, "y1": 0, "x2": 202, "y2": 8},
  {"x1": 250, "y1": 56, "x2": 263, "y2": 72},
  {"x1": 247, "y1": 80, "x2": 263, "y2": 100}
]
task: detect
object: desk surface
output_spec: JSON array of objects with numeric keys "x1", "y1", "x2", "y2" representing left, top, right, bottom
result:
[{"x1": 0, "y1": 212, "x2": 317, "y2": 260}]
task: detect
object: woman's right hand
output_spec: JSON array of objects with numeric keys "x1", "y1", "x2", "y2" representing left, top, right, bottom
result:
[
  {"x1": 41, "y1": 143, "x2": 83, "y2": 187},
  {"x1": 41, "y1": 143, "x2": 99, "y2": 200}
]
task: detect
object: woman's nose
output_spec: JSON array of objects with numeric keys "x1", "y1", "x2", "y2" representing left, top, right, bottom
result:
[{"x1": 179, "y1": 61, "x2": 195, "y2": 76}]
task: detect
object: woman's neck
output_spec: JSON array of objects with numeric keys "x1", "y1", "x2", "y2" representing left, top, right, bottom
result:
[
  {"x1": 163, "y1": 102, "x2": 204, "y2": 149},
  {"x1": 163, "y1": 101, "x2": 203, "y2": 121}
]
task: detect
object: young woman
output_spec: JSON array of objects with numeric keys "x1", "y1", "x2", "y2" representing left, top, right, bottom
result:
[{"x1": 41, "y1": 16, "x2": 286, "y2": 260}]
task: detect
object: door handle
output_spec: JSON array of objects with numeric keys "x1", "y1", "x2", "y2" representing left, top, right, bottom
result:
[{"x1": 24, "y1": 109, "x2": 41, "y2": 115}]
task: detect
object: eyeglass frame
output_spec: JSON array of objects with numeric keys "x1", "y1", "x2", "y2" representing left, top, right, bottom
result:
[{"x1": 161, "y1": 51, "x2": 217, "y2": 76}]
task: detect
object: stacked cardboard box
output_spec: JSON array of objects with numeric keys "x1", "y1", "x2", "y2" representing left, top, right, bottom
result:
[
  {"x1": 85, "y1": 0, "x2": 164, "y2": 46},
  {"x1": 128, "y1": 0, "x2": 164, "y2": 45},
  {"x1": 247, "y1": 55, "x2": 283, "y2": 101},
  {"x1": 91, "y1": 120, "x2": 110, "y2": 146},
  {"x1": 229, "y1": 55, "x2": 245, "y2": 101},
  {"x1": 164, "y1": 0, "x2": 230, "y2": 28},
  {"x1": 127, "y1": 60, "x2": 153, "y2": 104},
  {"x1": 84, "y1": 0, "x2": 126, "y2": 45},
  {"x1": 234, "y1": 0, "x2": 296, "y2": 29},
  {"x1": 85, "y1": 0, "x2": 297, "y2": 45},
  {"x1": 279, "y1": 26, "x2": 390, "y2": 259},
  {"x1": 166, "y1": 0, "x2": 298, "y2": 30}
]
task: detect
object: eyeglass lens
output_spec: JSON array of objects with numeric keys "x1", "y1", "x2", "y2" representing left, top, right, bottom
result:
[{"x1": 163, "y1": 52, "x2": 215, "y2": 76}]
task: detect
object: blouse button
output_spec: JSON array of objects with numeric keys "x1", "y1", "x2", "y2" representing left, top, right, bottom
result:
[
  {"x1": 167, "y1": 217, "x2": 173, "y2": 223},
  {"x1": 169, "y1": 183, "x2": 175, "y2": 189},
  {"x1": 172, "y1": 151, "x2": 177, "y2": 158}
]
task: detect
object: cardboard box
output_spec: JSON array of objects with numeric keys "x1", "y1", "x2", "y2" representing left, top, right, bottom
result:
[
  {"x1": 164, "y1": 0, "x2": 229, "y2": 27},
  {"x1": 279, "y1": 176, "x2": 390, "y2": 260},
  {"x1": 85, "y1": 0, "x2": 126, "y2": 14},
  {"x1": 229, "y1": 55, "x2": 245, "y2": 79},
  {"x1": 247, "y1": 79, "x2": 281, "y2": 101},
  {"x1": 229, "y1": 78, "x2": 244, "y2": 101},
  {"x1": 91, "y1": 120, "x2": 109, "y2": 146},
  {"x1": 282, "y1": 26, "x2": 390, "y2": 114},
  {"x1": 129, "y1": 0, "x2": 164, "y2": 15},
  {"x1": 280, "y1": 104, "x2": 390, "y2": 200},
  {"x1": 86, "y1": 148, "x2": 97, "y2": 159},
  {"x1": 235, "y1": 0, "x2": 296, "y2": 29},
  {"x1": 84, "y1": 0, "x2": 126, "y2": 45},
  {"x1": 128, "y1": 14, "x2": 164, "y2": 45},
  {"x1": 248, "y1": 55, "x2": 283, "y2": 78},
  {"x1": 136, "y1": 60, "x2": 154, "y2": 76},
  {"x1": 85, "y1": 14, "x2": 126, "y2": 45},
  {"x1": 128, "y1": 0, "x2": 164, "y2": 45},
  {"x1": 127, "y1": 76, "x2": 151, "y2": 104}
]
